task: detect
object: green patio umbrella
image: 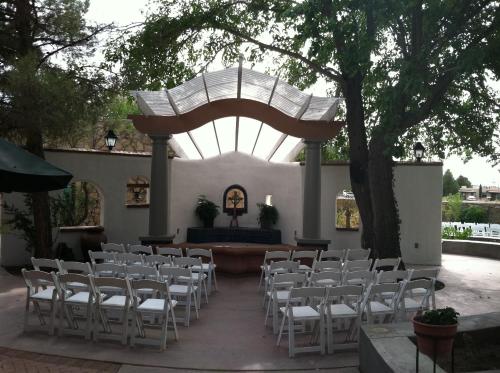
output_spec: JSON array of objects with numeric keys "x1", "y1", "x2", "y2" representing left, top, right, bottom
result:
[{"x1": 0, "y1": 138, "x2": 73, "y2": 193}]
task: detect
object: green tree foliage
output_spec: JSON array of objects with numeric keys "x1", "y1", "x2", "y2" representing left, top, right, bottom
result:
[
  {"x1": 443, "y1": 169, "x2": 460, "y2": 196},
  {"x1": 462, "y1": 205, "x2": 488, "y2": 223},
  {"x1": 456, "y1": 175, "x2": 472, "y2": 188},
  {"x1": 443, "y1": 193, "x2": 463, "y2": 222},
  {"x1": 109, "y1": 0, "x2": 500, "y2": 258}
]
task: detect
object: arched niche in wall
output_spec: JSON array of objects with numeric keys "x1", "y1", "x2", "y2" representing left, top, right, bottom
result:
[
  {"x1": 52, "y1": 180, "x2": 103, "y2": 227},
  {"x1": 335, "y1": 190, "x2": 360, "y2": 231},
  {"x1": 126, "y1": 176, "x2": 150, "y2": 207},
  {"x1": 223, "y1": 184, "x2": 248, "y2": 216}
]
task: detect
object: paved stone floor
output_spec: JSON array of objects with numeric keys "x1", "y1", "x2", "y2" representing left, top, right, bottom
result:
[{"x1": 0, "y1": 254, "x2": 498, "y2": 372}]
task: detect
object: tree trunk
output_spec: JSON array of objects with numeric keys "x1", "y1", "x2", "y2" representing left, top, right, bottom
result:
[
  {"x1": 368, "y1": 132, "x2": 401, "y2": 259},
  {"x1": 26, "y1": 129, "x2": 53, "y2": 258},
  {"x1": 343, "y1": 73, "x2": 374, "y2": 250}
]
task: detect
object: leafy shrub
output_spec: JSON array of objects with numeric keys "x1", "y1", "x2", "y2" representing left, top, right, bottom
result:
[
  {"x1": 195, "y1": 195, "x2": 219, "y2": 228},
  {"x1": 442, "y1": 226, "x2": 472, "y2": 239},
  {"x1": 257, "y1": 203, "x2": 279, "y2": 228},
  {"x1": 461, "y1": 206, "x2": 488, "y2": 223},
  {"x1": 419, "y1": 307, "x2": 459, "y2": 325}
]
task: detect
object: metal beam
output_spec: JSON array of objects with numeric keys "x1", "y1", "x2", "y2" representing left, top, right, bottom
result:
[
  {"x1": 235, "y1": 116, "x2": 240, "y2": 151},
  {"x1": 268, "y1": 77, "x2": 279, "y2": 105},
  {"x1": 212, "y1": 121, "x2": 221, "y2": 155},
  {"x1": 202, "y1": 73, "x2": 211, "y2": 103},
  {"x1": 133, "y1": 92, "x2": 156, "y2": 115},
  {"x1": 168, "y1": 137, "x2": 188, "y2": 159},
  {"x1": 187, "y1": 131, "x2": 204, "y2": 159},
  {"x1": 165, "y1": 89, "x2": 180, "y2": 116},
  {"x1": 237, "y1": 55, "x2": 243, "y2": 99},
  {"x1": 251, "y1": 122, "x2": 264, "y2": 155},
  {"x1": 296, "y1": 94, "x2": 313, "y2": 120},
  {"x1": 266, "y1": 133, "x2": 288, "y2": 162},
  {"x1": 320, "y1": 98, "x2": 342, "y2": 121}
]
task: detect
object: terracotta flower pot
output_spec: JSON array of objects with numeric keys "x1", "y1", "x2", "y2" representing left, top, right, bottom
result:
[{"x1": 413, "y1": 317, "x2": 457, "y2": 358}]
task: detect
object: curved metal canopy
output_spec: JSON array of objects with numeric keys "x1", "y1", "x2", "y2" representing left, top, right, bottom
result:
[{"x1": 130, "y1": 63, "x2": 344, "y2": 162}]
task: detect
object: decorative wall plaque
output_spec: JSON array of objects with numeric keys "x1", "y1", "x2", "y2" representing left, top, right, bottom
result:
[{"x1": 223, "y1": 184, "x2": 248, "y2": 227}]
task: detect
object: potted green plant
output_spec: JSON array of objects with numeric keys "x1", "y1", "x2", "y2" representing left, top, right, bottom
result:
[
  {"x1": 257, "y1": 203, "x2": 279, "y2": 229},
  {"x1": 413, "y1": 307, "x2": 459, "y2": 358},
  {"x1": 195, "y1": 195, "x2": 220, "y2": 228}
]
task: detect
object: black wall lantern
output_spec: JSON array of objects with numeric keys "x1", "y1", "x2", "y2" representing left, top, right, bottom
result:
[
  {"x1": 413, "y1": 142, "x2": 425, "y2": 162},
  {"x1": 105, "y1": 130, "x2": 118, "y2": 151}
]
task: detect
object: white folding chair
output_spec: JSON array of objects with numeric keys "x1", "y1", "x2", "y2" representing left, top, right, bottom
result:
[
  {"x1": 319, "y1": 249, "x2": 345, "y2": 262},
  {"x1": 187, "y1": 248, "x2": 218, "y2": 293},
  {"x1": 128, "y1": 244, "x2": 154, "y2": 255},
  {"x1": 21, "y1": 269, "x2": 59, "y2": 335},
  {"x1": 323, "y1": 285, "x2": 364, "y2": 354},
  {"x1": 265, "y1": 272, "x2": 307, "y2": 334},
  {"x1": 343, "y1": 259, "x2": 372, "y2": 273},
  {"x1": 258, "y1": 250, "x2": 290, "y2": 290},
  {"x1": 159, "y1": 266, "x2": 199, "y2": 327},
  {"x1": 31, "y1": 257, "x2": 60, "y2": 273},
  {"x1": 277, "y1": 287, "x2": 326, "y2": 358},
  {"x1": 375, "y1": 270, "x2": 412, "y2": 301},
  {"x1": 312, "y1": 260, "x2": 342, "y2": 273},
  {"x1": 130, "y1": 279, "x2": 178, "y2": 350},
  {"x1": 57, "y1": 261, "x2": 93, "y2": 291},
  {"x1": 144, "y1": 254, "x2": 172, "y2": 268},
  {"x1": 409, "y1": 268, "x2": 440, "y2": 309},
  {"x1": 126, "y1": 265, "x2": 158, "y2": 281},
  {"x1": 342, "y1": 270, "x2": 374, "y2": 287},
  {"x1": 363, "y1": 282, "x2": 403, "y2": 324},
  {"x1": 173, "y1": 256, "x2": 208, "y2": 305},
  {"x1": 157, "y1": 247, "x2": 183, "y2": 257},
  {"x1": 101, "y1": 242, "x2": 126, "y2": 253},
  {"x1": 345, "y1": 249, "x2": 371, "y2": 261},
  {"x1": 116, "y1": 252, "x2": 144, "y2": 266},
  {"x1": 395, "y1": 279, "x2": 434, "y2": 321},
  {"x1": 291, "y1": 250, "x2": 319, "y2": 274},
  {"x1": 309, "y1": 271, "x2": 343, "y2": 288},
  {"x1": 263, "y1": 260, "x2": 299, "y2": 305},
  {"x1": 89, "y1": 250, "x2": 115, "y2": 266},
  {"x1": 372, "y1": 258, "x2": 401, "y2": 272},
  {"x1": 91, "y1": 276, "x2": 133, "y2": 345},
  {"x1": 56, "y1": 273, "x2": 94, "y2": 339}
]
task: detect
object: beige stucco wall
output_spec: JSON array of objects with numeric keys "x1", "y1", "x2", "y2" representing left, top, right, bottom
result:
[{"x1": 0, "y1": 149, "x2": 442, "y2": 266}]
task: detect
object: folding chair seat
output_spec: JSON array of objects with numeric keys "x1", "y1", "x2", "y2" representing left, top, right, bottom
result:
[
  {"x1": 157, "y1": 247, "x2": 183, "y2": 257},
  {"x1": 291, "y1": 250, "x2": 319, "y2": 274},
  {"x1": 144, "y1": 254, "x2": 172, "y2": 268},
  {"x1": 173, "y1": 257, "x2": 208, "y2": 305},
  {"x1": 57, "y1": 261, "x2": 93, "y2": 290},
  {"x1": 116, "y1": 252, "x2": 144, "y2": 266},
  {"x1": 101, "y1": 242, "x2": 126, "y2": 253},
  {"x1": 277, "y1": 287, "x2": 326, "y2": 358},
  {"x1": 364, "y1": 282, "x2": 403, "y2": 324},
  {"x1": 126, "y1": 265, "x2": 159, "y2": 297},
  {"x1": 312, "y1": 260, "x2": 342, "y2": 273},
  {"x1": 263, "y1": 260, "x2": 299, "y2": 305},
  {"x1": 128, "y1": 244, "x2": 154, "y2": 255},
  {"x1": 345, "y1": 249, "x2": 371, "y2": 261},
  {"x1": 395, "y1": 279, "x2": 433, "y2": 321},
  {"x1": 409, "y1": 268, "x2": 440, "y2": 309},
  {"x1": 22, "y1": 269, "x2": 59, "y2": 335},
  {"x1": 89, "y1": 251, "x2": 116, "y2": 266},
  {"x1": 159, "y1": 266, "x2": 199, "y2": 327},
  {"x1": 308, "y1": 271, "x2": 342, "y2": 288},
  {"x1": 91, "y1": 276, "x2": 133, "y2": 345},
  {"x1": 56, "y1": 273, "x2": 95, "y2": 339},
  {"x1": 187, "y1": 248, "x2": 218, "y2": 294},
  {"x1": 342, "y1": 270, "x2": 374, "y2": 287},
  {"x1": 319, "y1": 249, "x2": 345, "y2": 262},
  {"x1": 343, "y1": 259, "x2": 372, "y2": 273},
  {"x1": 375, "y1": 270, "x2": 412, "y2": 300},
  {"x1": 323, "y1": 285, "x2": 364, "y2": 353},
  {"x1": 265, "y1": 272, "x2": 307, "y2": 334},
  {"x1": 130, "y1": 279, "x2": 178, "y2": 350},
  {"x1": 372, "y1": 258, "x2": 401, "y2": 272},
  {"x1": 258, "y1": 250, "x2": 290, "y2": 290}
]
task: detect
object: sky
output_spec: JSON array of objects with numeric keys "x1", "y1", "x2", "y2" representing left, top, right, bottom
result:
[{"x1": 86, "y1": 0, "x2": 500, "y2": 186}]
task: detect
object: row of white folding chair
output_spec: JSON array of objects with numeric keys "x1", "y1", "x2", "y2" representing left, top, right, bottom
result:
[
  {"x1": 101, "y1": 243, "x2": 153, "y2": 255},
  {"x1": 275, "y1": 278, "x2": 433, "y2": 357},
  {"x1": 21, "y1": 269, "x2": 179, "y2": 349}
]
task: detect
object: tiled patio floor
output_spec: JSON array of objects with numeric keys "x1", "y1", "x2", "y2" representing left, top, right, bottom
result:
[{"x1": 0, "y1": 254, "x2": 498, "y2": 372}]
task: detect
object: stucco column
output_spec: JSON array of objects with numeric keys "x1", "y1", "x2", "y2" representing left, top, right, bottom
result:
[
  {"x1": 140, "y1": 135, "x2": 174, "y2": 244},
  {"x1": 296, "y1": 139, "x2": 330, "y2": 250}
]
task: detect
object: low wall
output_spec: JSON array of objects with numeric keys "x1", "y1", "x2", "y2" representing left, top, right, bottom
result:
[{"x1": 442, "y1": 239, "x2": 500, "y2": 260}]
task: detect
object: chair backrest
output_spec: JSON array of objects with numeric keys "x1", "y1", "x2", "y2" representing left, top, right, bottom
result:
[
  {"x1": 343, "y1": 259, "x2": 372, "y2": 272},
  {"x1": 271, "y1": 272, "x2": 307, "y2": 289},
  {"x1": 31, "y1": 257, "x2": 60, "y2": 272},
  {"x1": 157, "y1": 247, "x2": 183, "y2": 257},
  {"x1": 342, "y1": 270, "x2": 374, "y2": 287},
  {"x1": 376, "y1": 270, "x2": 412, "y2": 284},
  {"x1": 93, "y1": 263, "x2": 126, "y2": 278},
  {"x1": 128, "y1": 244, "x2": 153, "y2": 255},
  {"x1": 373, "y1": 257, "x2": 401, "y2": 272},
  {"x1": 263, "y1": 250, "x2": 290, "y2": 264},
  {"x1": 269, "y1": 260, "x2": 299, "y2": 273},
  {"x1": 319, "y1": 249, "x2": 345, "y2": 262},
  {"x1": 397, "y1": 279, "x2": 434, "y2": 310},
  {"x1": 158, "y1": 265, "x2": 193, "y2": 283},
  {"x1": 91, "y1": 276, "x2": 131, "y2": 299},
  {"x1": 144, "y1": 254, "x2": 172, "y2": 267},
  {"x1": 409, "y1": 268, "x2": 440, "y2": 281},
  {"x1": 58, "y1": 260, "x2": 92, "y2": 275},
  {"x1": 126, "y1": 264, "x2": 158, "y2": 280},
  {"x1": 57, "y1": 273, "x2": 92, "y2": 295},
  {"x1": 365, "y1": 282, "x2": 403, "y2": 307},
  {"x1": 100, "y1": 242, "x2": 126, "y2": 253},
  {"x1": 88, "y1": 250, "x2": 115, "y2": 265},
  {"x1": 325, "y1": 285, "x2": 364, "y2": 310},
  {"x1": 173, "y1": 256, "x2": 202, "y2": 268},
  {"x1": 312, "y1": 259, "x2": 342, "y2": 272},
  {"x1": 130, "y1": 279, "x2": 170, "y2": 302},
  {"x1": 291, "y1": 250, "x2": 318, "y2": 261},
  {"x1": 187, "y1": 248, "x2": 213, "y2": 261},
  {"x1": 287, "y1": 286, "x2": 326, "y2": 306},
  {"x1": 116, "y1": 252, "x2": 144, "y2": 265},
  {"x1": 22, "y1": 269, "x2": 56, "y2": 289},
  {"x1": 345, "y1": 248, "x2": 371, "y2": 261},
  {"x1": 309, "y1": 271, "x2": 343, "y2": 287}
]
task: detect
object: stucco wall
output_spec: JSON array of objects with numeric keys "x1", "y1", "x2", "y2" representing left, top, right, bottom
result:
[{"x1": 0, "y1": 149, "x2": 442, "y2": 266}]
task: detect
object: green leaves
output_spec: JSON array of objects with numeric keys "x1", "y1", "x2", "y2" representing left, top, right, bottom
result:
[{"x1": 421, "y1": 307, "x2": 459, "y2": 325}]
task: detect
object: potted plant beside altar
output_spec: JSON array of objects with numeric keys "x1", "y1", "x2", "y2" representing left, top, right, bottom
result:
[
  {"x1": 195, "y1": 195, "x2": 220, "y2": 228},
  {"x1": 257, "y1": 203, "x2": 279, "y2": 230}
]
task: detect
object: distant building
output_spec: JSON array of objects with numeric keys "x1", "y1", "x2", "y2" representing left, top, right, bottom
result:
[{"x1": 459, "y1": 186, "x2": 500, "y2": 201}]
